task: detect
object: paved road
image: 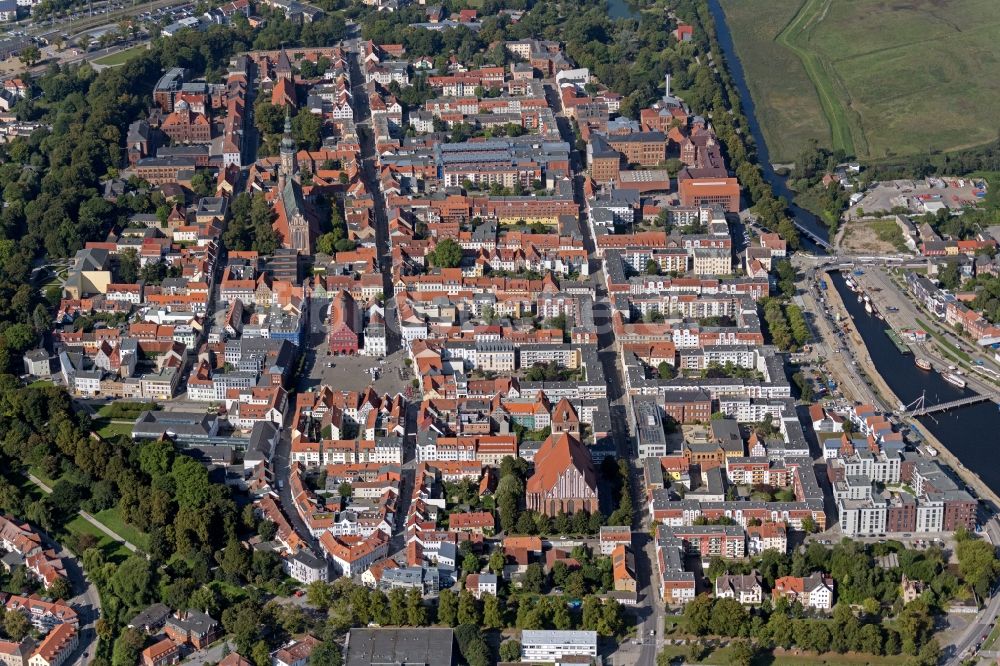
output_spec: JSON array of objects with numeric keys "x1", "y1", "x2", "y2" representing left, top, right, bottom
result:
[
  {"x1": 347, "y1": 34, "x2": 399, "y2": 356},
  {"x1": 272, "y1": 428, "x2": 322, "y2": 554},
  {"x1": 28, "y1": 474, "x2": 138, "y2": 552},
  {"x1": 565, "y1": 135, "x2": 658, "y2": 663},
  {"x1": 58, "y1": 539, "x2": 102, "y2": 666}
]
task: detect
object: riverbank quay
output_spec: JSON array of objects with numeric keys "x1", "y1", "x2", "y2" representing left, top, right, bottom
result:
[
  {"x1": 823, "y1": 269, "x2": 1000, "y2": 510},
  {"x1": 856, "y1": 267, "x2": 1000, "y2": 393},
  {"x1": 820, "y1": 271, "x2": 902, "y2": 410}
]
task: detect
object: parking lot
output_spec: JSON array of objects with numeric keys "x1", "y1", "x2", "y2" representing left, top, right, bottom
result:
[
  {"x1": 807, "y1": 526, "x2": 957, "y2": 559},
  {"x1": 848, "y1": 177, "x2": 987, "y2": 218}
]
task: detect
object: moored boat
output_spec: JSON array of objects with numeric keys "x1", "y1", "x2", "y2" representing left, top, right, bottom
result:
[
  {"x1": 943, "y1": 372, "x2": 966, "y2": 388},
  {"x1": 915, "y1": 358, "x2": 932, "y2": 371},
  {"x1": 864, "y1": 302, "x2": 873, "y2": 314}
]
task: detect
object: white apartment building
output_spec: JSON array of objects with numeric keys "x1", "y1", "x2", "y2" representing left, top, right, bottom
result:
[{"x1": 521, "y1": 631, "x2": 598, "y2": 663}]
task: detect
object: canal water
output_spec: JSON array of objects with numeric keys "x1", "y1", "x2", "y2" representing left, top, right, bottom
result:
[
  {"x1": 705, "y1": 0, "x2": 832, "y2": 247},
  {"x1": 830, "y1": 271, "x2": 1000, "y2": 495}
]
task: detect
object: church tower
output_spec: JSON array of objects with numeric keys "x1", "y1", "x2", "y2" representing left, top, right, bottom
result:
[{"x1": 279, "y1": 112, "x2": 297, "y2": 187}]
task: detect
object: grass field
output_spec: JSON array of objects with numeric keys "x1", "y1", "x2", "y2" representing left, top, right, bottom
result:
[
  {"x1": 93, "y1": 508, "x2": 150, "y2": 551},
  {"x1": 719, "y1": 0, "x2": 1000, "y2": 162},
  {"x1": 717, "y1": 0, "x2": 829, "y2": 163},
  {"x1": 63, "y1": 514, "x2": 132, "y2": 562},
  {"x1": 94, "y1": 419, "x2": 134, "y2": 439},
  {"x1": 92, "y1": 45, "x2": 147, "y2": 67}
]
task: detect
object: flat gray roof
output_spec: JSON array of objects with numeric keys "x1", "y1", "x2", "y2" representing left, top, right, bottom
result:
[{"x1": 346, "y1": 628, "x2": 454, "y2": 666}]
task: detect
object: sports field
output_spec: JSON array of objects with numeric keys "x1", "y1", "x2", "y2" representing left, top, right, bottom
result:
[{"x1": 719, "y1": 0, "x2": 1000, "y2": 162}]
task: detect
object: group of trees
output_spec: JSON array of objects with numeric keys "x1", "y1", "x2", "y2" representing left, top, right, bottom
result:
[
  {"x1": 865, "y1": 133, "x2": 1000, "y2": 182},
  {"x1": 523, "y1": 361, "x2": 579, "y2": 382},
  {"x1": 603, "y1": 456, "x2": 633, "y2": 527},
  {"x1": 116, "y1": 248, "x2": 180, "y2": 286},
  {"x1": 759, "y1": 262, "x2": 809, "y2": 351},
  {"x1": 789, "y1": 143, "x2": 853, "y2": 231},
  {"x1": 427, "y1": 238, "x2": 463, "y2": 268},
  {"x1": 774, "y1": 260, "x2": 797, "y2": 299},
  {"x1": 305, "y1": 575, "x2": 626, "y2": 662},
  {"x1": 250, "y1": 5, "x2": 350, "y2": 53},
  {"x1": 681, "y1": 594, "x2": 938, "y2": 664},
  {"x1": 222, "y1": 192, "x2": 281, "y2": 255},
  {"x1": 254, "y1": 100, "x2": 324, "y2": 154},
  {"x1": 657, "y1": 361, "x2": 677, "y2": 380},
  {"x1": 761, "y1": 297, "x2": 808, "y2": 352},
  {"x1": 971, "y1": 274, "x2": 1000, "y2": 323},
  {"x1": 675, "y1": 538, "x2": 970, "y2": 664},
  {"x1": 955, "y1": 526, "x2": 1000, "y2": 599},
  {"x1": 515, "y1": 545, "x2": 614, "y2": 599},
  {"x1": 0, "y1": 381, "x2": 288, "y2": 663},
  {"x1": 315, "y1": 198, "x2": 356, "y2": 256},
  {"x1": 700, "y1": 361, "x2": 763, "y2": 381}
]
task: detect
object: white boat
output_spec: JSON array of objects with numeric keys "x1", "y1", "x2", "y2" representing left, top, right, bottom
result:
[
  {"x1": 943, "y1": 373, "x2": 966, "y2": 388},
  {"x1": 865, "y1": 302, "x2": 873, "y2": 314},
  {"x1": 915, "y1": 358, "x2": 933, "y2": 371}
]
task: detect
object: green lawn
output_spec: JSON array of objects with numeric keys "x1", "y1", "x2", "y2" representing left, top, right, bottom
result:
[
  {"x1": 774, "y1": 0, "x2": 858, "y2": 156},
  {"x1": 63, "y1": 514, "x2": 132, "y2": 562},
  {"x1": 27, "y1": 466, "x2": 59, "y2": 490},
  {"x1": 93, "y1": 507, "x2": 150, "y2": 551},
  {"x1": 11, "y1": 472, "x2": 45, "y2": 502},
  {"x1": 869, "y1": 219, "x2": 907, "y2": 252},
  {"x1": 94, "y1": 419, "x2": 135, "y2": 439},
  {"x1": 93, "y1": 45, "x2": 147, "y2": 66},
  {"x1": 719, "y1": 0, "x2": 1000, "y2": 161}
]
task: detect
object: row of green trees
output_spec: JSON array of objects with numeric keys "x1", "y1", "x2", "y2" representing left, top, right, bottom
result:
[
  {"x1": 681, "y1": 595, "x2": 939, "y2": 664},
  {"x1": 307, "y1": 577, "x2": 626, "y2": 637}
]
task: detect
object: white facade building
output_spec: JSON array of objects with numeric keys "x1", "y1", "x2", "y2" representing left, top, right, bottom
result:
[{"x1": 521, "y1": 631, "x2": 598, "y2": 663}]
